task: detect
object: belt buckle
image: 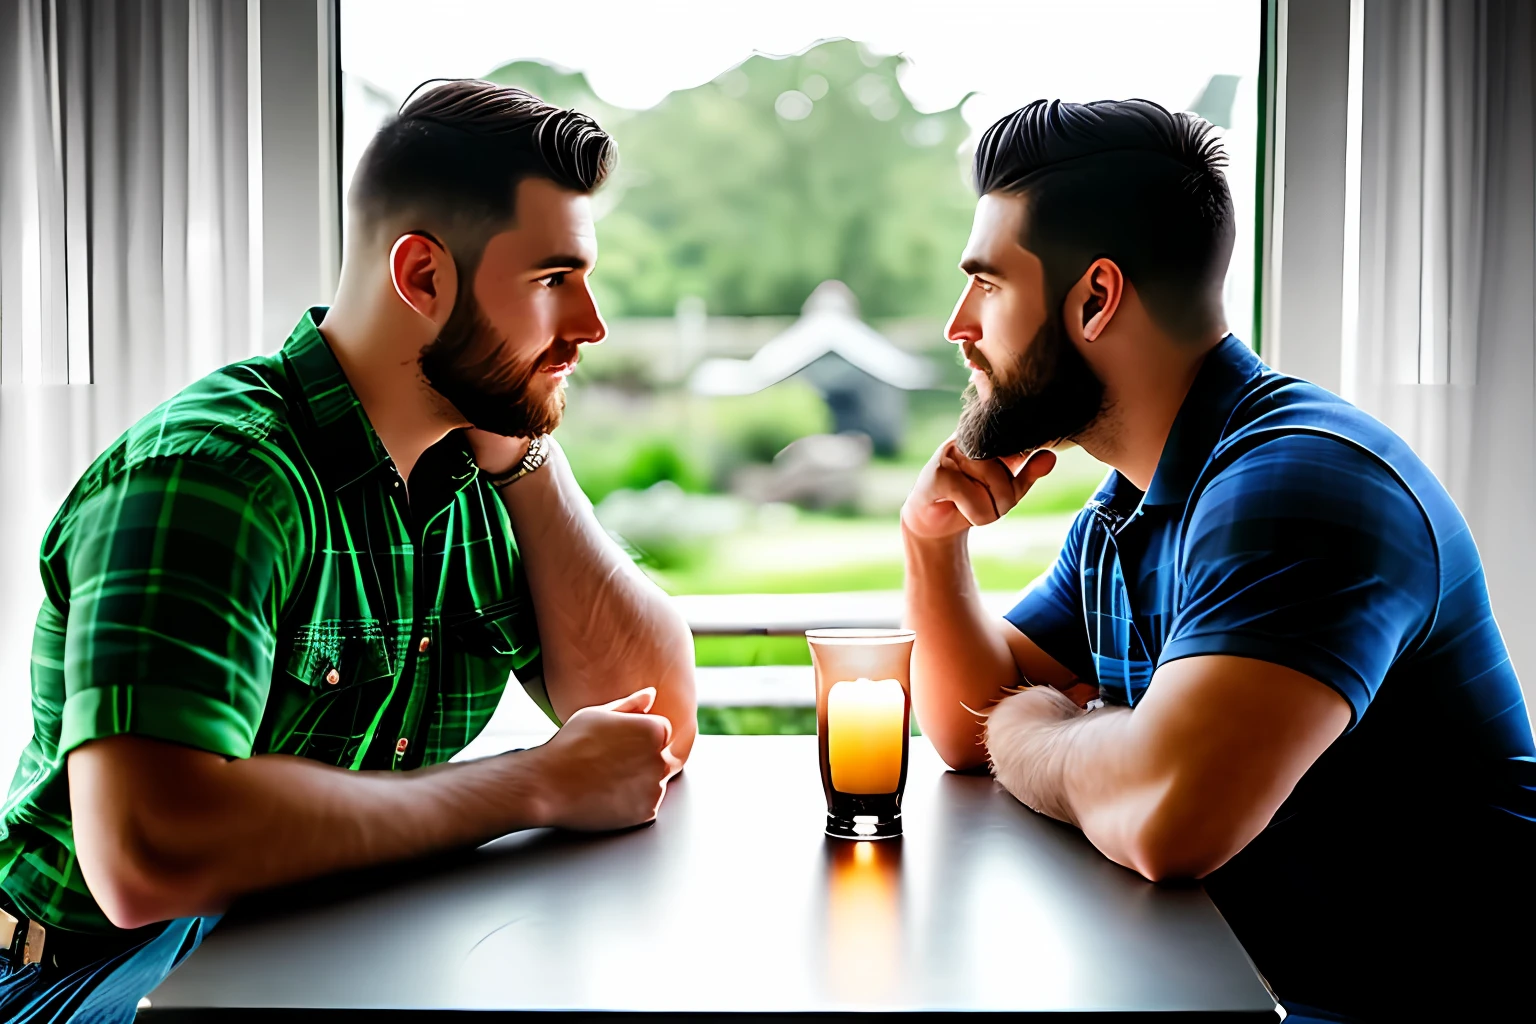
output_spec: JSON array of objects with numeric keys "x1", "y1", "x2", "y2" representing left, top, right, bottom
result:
[{"x1": 2, "y1": 907, "x2": 46, "y2": 967}]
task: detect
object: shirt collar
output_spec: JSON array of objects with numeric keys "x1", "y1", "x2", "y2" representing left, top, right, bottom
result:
[
  {"x1": 1140, "y1": 334, "x2": 1267, "y2": 508},
  {"x1": 281, "y1": 307, "x2": 485, "y2": 499},
  {"x1": 281, "y1": 307, "x2": 393, "y2": 490}
]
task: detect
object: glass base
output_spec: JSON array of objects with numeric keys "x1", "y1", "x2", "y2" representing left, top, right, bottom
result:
[{"x1": 826, "y1": 813, "x2": 902, "y2": 840}]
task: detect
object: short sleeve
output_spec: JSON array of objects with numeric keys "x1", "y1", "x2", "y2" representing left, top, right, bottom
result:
[
  {"x1": 51, "y1": 456, "x2": 302, "y2": 759},
  {"x1": 1159, "y1": 435, "x2": 1437, "y2": 727},
  {"x1": 1005, "y1": 509, "x2": 1095, "y2": 682}
]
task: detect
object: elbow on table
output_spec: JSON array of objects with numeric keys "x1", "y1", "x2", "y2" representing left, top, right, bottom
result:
[
  {"x1": 923, "y1": 723, "x2": 990, "y2": 774},
  {"x1": 661, "y1": 658, "x2": 700, "y2": 765},
  {"x1": 1121, "y1": 816, "x2": 1236, "y2": 884}
]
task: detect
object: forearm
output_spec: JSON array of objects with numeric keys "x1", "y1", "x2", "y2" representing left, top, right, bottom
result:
[
  {"x1": 986, "y1": 695, "x2": 1199, "y2": 880},
  {"x1": 74, "y1": 741, "x2": 551, "y2": 928},
  {"x1": 495, "y1": 440, "x2": 696, "y2": 758},
  {"x1": 903, "y1": 526, "x2": 1021, "y2": 769}
]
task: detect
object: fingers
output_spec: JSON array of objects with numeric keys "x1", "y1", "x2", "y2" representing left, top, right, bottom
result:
[
  {"x1": 1012, "y1": 448, "x2": 1057, "y2": 502},
  {"x1": 936, "y1": 449, "x2": 1005, "y2": 525},
  {"x1": 602, "y1": 686, "x2": 657, "y2": 715},
  {"x1": 647, "y1": 712, "x2": 674, "y2": 749},
  {"x1": 958, "y1": 455, "x2": 1021, "y2": 514},
  {"x1": 940, "y1": 440, "x2": 1057, "y2": 522}
]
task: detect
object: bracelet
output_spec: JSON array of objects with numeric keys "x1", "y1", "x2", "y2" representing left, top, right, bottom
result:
[{"x1": 486, "y1": 435, "x2": 552, "y2": 489}]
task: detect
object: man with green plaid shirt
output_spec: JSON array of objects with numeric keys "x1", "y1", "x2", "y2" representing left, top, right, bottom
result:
[{"x1": 0, "y1": 81, "x2": 696, "y2": 1022}]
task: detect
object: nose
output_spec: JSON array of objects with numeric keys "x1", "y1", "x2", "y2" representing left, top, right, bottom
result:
[
  {"x1": 945, "y1": 281, "x2": 982, "y2": 346},
  {"x1": 567, "y1": 280, "x2": 607, "y2": 347}
]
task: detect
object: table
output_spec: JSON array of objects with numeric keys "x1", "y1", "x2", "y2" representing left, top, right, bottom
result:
[{"x1": 142, "y1": 736, "x2": 1280, "y2": 1020}]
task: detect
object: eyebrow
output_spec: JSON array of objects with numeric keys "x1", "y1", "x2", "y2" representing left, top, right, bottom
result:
[
  {"x1": 532, "y1": 254, "x2": 590, "y2": 271},
  {"x1": 960, "y1": 257, "x2": 1004, "y2": 279}
]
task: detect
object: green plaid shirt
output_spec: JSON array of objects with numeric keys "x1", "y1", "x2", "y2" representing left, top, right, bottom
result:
[{"x1": 0, "y1": 308, "x2": 547, "y2": 934}]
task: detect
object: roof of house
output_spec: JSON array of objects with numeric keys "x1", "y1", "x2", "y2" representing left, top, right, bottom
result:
[{"x1": 688, "y1": 281, "x2": 938, "y2": 396}]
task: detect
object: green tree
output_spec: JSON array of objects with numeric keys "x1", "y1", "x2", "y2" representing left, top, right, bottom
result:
[{"x1": 485, "y1": 39, "x2": 976, "y2": 320}]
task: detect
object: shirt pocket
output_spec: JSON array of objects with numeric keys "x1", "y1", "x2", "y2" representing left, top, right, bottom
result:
[
  {"x1": 442, "y1": 597, "x2": 537, "y2": 662},
  {"x1": 283, "y1": 620, "x2": 396, "y2": 690}
]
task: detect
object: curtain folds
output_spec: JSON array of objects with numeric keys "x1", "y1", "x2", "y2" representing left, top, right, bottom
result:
[
  {"x1": 1352, "y1": 0, "x2": 1534, "y2": 692},
  {"x1": 0, "y1": 0, "x2": 256, "y2": 760}
]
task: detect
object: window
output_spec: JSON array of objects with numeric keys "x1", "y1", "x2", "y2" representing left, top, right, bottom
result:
[{"x1": 339, "y1": 1, "x2": 1261, "y2": 707}]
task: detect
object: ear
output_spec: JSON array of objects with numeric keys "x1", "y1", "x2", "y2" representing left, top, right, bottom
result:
[
  {"x1": 388, "y1": 233, "x2": 458, "y2": 328},
  {"x1": 1065, "y1": 257, "x2": 1125, "y2": 344}
]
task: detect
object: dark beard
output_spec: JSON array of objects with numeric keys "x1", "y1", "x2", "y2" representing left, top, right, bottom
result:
[
  {"x1": 955, "y1": 312, "x2": 1106, "y2": 460},
  {"x1": 418, "y1": 291, "x2": 568, "y2": 438}
]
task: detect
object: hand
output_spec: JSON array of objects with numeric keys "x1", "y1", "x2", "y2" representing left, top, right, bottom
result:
[
  {"x1": 901, "y1": 438, "x2": 1056, "y2": 540},
  {"x1": 528, "y1": 687, "x2": 681, "y2": 832},
  {"x1": 463, "y1": 428, "x2": 532, "y2": 478}
]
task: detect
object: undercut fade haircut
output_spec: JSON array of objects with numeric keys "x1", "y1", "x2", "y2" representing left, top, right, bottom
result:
[
  {"x1": 973, "y1": 98, "x2": 1234, "y2": 341},
  {"x1": 348, "y1": 78, "x2": 615, "y2": 278}
]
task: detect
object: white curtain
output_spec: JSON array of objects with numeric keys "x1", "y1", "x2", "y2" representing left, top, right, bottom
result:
[
  {"x1": 0, "y1": 0, "x2": 258, "y2": 761},
  {"x1": 1351, "y1": 0, "x2": 1535, "y2": 695}
]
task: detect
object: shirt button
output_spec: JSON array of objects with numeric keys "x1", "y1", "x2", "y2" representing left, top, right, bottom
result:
[
  {"x1": 325, "y1": 668, "x2": 340, "y2": 685},
  {"x1": 418, "y1": 637, "x2": 431, "y2": 653},
  {"x1": 395, "y1": 738, "x2": 409, "y2": 755}
]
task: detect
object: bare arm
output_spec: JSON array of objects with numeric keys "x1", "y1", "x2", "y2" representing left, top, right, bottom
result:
[
  {"x1": 481, "y1": 435, "x2": 697, "y2": 763},
  {"x1": 902, "y1": 441, "x2": 1075, "y2": 770},
  {"x1": 485, "y1": 436, "x2": 697, "y2": 764},
  {"x1": 984, "y1": 655, "x2": 1351, "y2": 880},
  {"x1": 69, "y1": 687, "x2": 673, "y2": 930}
]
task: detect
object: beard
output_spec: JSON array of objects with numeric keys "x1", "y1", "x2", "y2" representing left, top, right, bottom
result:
[
  {"x1": 955, "y1": 311, "x2": 1107, "y2": 461},
  {"x1": 418, "y1": 291, "x2": 571, "y2": 438}
]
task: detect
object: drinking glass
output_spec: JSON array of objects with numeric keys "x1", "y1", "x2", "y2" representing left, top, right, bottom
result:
[{"x1": 806, "y1": 628, "x2": 916, "y2": 839}]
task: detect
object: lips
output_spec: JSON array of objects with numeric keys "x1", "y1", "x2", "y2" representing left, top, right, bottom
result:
[{"x1": 540, "y1": 348, "x2": 580, "y2": 378}]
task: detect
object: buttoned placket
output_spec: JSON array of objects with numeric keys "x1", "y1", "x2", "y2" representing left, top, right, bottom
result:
[
  {"x1": 381, "y1": 458, "x2": 450, "y2": 771},
  {"x1": 1081, "y1": 502, "x2": 1156, "y2": 708}
]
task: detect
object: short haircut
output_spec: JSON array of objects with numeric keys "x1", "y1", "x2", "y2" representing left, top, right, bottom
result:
[
  {"x1": 973, "y1": 98, "x2": 1233, "y2": 340},
  {"x1": 348, "y1": 79, "x2": 615, "y2": 276}
]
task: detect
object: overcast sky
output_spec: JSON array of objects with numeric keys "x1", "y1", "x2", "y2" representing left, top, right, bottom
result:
[
  {"x1": 341, "y1": 0, "x2": 1259, "y2": 132},
  {"x1": 340, "y1": 0, "x2": 1261, "y2": 335}
]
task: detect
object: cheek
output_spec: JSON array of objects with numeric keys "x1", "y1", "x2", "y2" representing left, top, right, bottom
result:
[
  {"x1": 986, "y1": 292, "x2": 1043, "y2": 359},
  {"x1": 482, "y1": 294, "x2": 551, "y2": 356}
]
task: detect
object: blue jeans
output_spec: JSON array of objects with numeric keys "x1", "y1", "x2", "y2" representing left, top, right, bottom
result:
[{"x1": 0, "y1": 916, "x2": 217, "y2": 1023}]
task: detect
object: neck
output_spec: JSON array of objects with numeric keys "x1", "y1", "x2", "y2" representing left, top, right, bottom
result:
[
  {"x1": 1078, "y1": 331, "x2": 1225, "y2": 492},
  {"x1": 317, "y1": 280, "x2": 465, "y2": 484}
]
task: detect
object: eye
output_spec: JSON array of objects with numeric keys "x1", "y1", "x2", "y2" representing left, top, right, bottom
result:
[
  {"x1": 973, "y1": 277, "x2": 997, "y2": 294},
  {"x1": 538, "y1": 271, "x2": 569, "y2": 288}
]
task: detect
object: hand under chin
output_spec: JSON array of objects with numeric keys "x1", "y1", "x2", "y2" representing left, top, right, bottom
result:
[{"x1": 463, "y1": 429, "x2": 531, "y2": 476}]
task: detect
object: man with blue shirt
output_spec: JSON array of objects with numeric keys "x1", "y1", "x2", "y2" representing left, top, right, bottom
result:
[{"x1": 902, "y1": 98, "x2": 1533, "y2": 1020}]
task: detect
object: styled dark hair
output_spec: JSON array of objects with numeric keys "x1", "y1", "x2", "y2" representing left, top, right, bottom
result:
[
  {"x1": 348, "y1": 79, "x2": 615, "y2": 274},
  {"x1": 973, "y1": 98, "x2": 1233, "y2": 340}
]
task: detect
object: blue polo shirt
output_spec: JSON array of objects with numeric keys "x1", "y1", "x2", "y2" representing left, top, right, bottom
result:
[{"x1": 1007, "y1": 336, "x2": 1533, "y2": 1017}]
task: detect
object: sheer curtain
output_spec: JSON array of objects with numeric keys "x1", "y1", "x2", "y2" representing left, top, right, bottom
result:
[
  {"x1": 1349, "y1": 0, "x2": 1535, "y2": 697},
  {"x1": 0, "y1": 0, "x2": 259, "y2": 762}
]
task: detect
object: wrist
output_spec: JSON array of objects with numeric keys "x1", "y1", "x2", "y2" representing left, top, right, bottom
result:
[
  {"x1": 902, "y1": 520, "x2": 970, "y2": 569},
  {"x1": 486, "y1": 435, "x2": 552, "y2": 489},
  {"x1": 493, "y1": 745, "x2": 561, "y2": 831}
]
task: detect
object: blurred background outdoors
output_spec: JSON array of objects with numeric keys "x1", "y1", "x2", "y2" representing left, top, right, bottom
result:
[{"x1": 341, "y1": 0, "x2": 1261, "y2": 731}]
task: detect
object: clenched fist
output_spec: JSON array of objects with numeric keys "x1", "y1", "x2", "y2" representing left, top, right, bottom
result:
[{"x1": 528, "y1": 687, "x2": 681, "y2": 832}]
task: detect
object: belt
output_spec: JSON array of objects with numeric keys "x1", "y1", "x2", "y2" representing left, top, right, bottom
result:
[{"x1": 0, "y1": 893, "x2": 157, "y2": 976}]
